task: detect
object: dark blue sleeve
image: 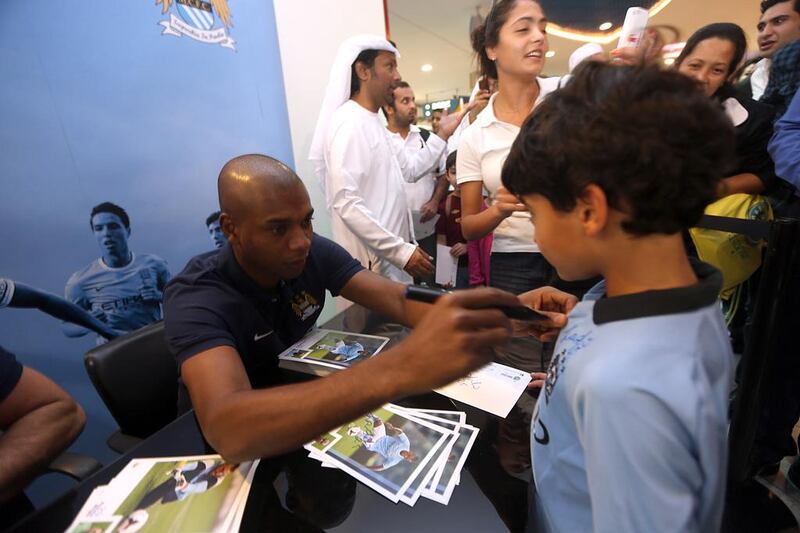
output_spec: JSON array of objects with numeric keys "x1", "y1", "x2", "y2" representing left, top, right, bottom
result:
[
  {"x1": 311, "y1": 235, "x2": 365, "y2": 296},
  {"x1": 163, "y1": 281, "x2": 237, "y2": 368},
  {"x1": 0, "y1": 345, "x2": 23, "y2": 402},
  {"x1": 770, "y1": 90, "x2": 800, "y2": 192}
]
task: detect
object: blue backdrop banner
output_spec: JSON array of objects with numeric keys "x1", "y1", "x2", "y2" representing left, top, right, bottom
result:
[{"x1": 0, "y1": 0, "x2": 293, "y2": 502}]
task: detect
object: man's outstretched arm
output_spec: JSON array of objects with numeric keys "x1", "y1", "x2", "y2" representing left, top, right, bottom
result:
[
  {"x1": 12, "y1": 282, "x2": 118, "y2": 340},
  {"x1": 183, "y1": 289, "x2": 516, "y2": 463}
]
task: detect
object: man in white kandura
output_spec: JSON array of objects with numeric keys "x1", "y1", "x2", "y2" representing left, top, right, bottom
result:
[{"x1": 309, "y1": 35, "x2": 465, "y2": 283}]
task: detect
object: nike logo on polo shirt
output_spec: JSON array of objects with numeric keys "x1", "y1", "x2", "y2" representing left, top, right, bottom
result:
[
  {"x1": 534, "y1": 419, "x2": 550, "y2": 445},
  {"x1": 254, "y1": 331, "x2": 274, "y2": 341}
]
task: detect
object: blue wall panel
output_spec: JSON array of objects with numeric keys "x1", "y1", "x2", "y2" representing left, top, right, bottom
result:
[{"x1": 0, "y1": 0, "x2": 292, "y2": 504}]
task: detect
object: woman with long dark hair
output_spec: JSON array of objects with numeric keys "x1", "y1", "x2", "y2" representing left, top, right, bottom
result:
[{"x1": 457, "y1": 0, "x2": 561, "y2": 295}]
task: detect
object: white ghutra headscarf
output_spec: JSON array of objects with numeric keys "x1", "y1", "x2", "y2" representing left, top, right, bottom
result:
[{"x1": 308, "y1": 34, "x2": 399, "y2": 200}]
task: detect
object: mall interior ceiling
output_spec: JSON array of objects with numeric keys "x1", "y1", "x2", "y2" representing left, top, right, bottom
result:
[{"x1": 388, "y1": 0, "x2": 757, "y2": 106}]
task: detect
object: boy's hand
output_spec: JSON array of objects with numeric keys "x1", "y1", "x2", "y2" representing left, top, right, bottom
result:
[
  {"x1": 519, "y1": 286, "x2": 578, "y2": 314},
  {"x1": 514, "y1": 286, "x2": 578, "y2": 341},
  {"x1": 527, "y1": 372, "x2": 547, "y2": 389},
  {"x1": 450, "y1": 243, "x2": 468, "y2": 257},
  {"x1": 492, "y1": 186, "x2": 527, "y2": 219},
  {"x1": 386, "y1": 288, "x2": 514, "y2": 395}
]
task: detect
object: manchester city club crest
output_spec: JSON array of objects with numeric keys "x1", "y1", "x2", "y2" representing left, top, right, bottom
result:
[{"x1": 156, "y1": 0, "x2": 235, "y2": 51}]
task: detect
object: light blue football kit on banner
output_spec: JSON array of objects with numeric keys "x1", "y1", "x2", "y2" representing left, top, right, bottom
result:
[{"x1": 65, "y1": 253, "x2": 170, "y2": 335}]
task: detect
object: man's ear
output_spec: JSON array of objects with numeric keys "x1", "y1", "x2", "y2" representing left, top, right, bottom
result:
[
  {"x1": 219, "y1": 212, "x2": 236, "y2": 242},
  {"x1": 577, "y1": 184, "x2": 608, "y2": 237},
  {"x1": 354, "y1": 60, "x2": 371, "y2": 83}
]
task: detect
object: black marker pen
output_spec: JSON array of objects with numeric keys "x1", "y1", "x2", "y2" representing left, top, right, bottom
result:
[{"x1": 405, "y1": 285, "x2": 548, "y2": 322}]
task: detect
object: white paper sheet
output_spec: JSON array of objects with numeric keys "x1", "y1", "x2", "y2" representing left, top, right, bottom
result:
[
  {"x1": 435, "y1": 244, "x2": 458, "y2": 287},
  {"x1": 434, "y1": 362, "x2": 532, "y2": 418},
  {"x1": 411, "y1": 210, "x2": 439, "y2": 240}
]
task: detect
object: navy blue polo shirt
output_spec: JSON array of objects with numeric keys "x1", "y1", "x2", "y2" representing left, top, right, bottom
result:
[
  {"x1": 164, "y1": 234, "x2": 363, "y2": 411},
  {"x1": 0, "y1": 345, "x2": 23, "y2": 402}
]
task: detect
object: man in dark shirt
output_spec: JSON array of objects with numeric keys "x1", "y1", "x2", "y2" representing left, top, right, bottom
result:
[
  {"x1": 164, "y1": 154, "x2": 567, "y2": 529},
  {"x1": 163, "y1": 153, "x2": 532, "y2": 460}
]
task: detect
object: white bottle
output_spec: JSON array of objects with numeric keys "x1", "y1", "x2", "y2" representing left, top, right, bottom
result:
[{"x1": 617, "y1": 7, "x2": 649, "y2": 49}]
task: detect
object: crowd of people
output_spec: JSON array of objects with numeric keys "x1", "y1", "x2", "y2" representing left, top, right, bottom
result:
[{"x1": 3, "y1": 0, "x2": 800, "y2": 531}]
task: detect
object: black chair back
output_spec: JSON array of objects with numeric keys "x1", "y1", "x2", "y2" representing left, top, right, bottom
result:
[{"x1": 84, "y1": 321, "x2": 178, "y2": 439}]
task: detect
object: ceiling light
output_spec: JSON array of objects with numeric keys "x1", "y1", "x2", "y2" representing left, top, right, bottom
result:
[
  {"x1": 546, "y1": 0, "x2": 673, "y2": 44},
  {"x1": 599, "y1": 22, "x2": 613, "y2": 31},
  {"x1": 545, "y1": 51, "x2": 556, "y2": 58},
  {"x1": 421, "y1": 64, "x2": 433, "y2": 72}
]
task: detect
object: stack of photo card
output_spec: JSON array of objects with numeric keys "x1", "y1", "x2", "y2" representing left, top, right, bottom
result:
[
  {"x1": 278, "y1": 328, "x2": 390, "y2": 376},
  {"x1": 63, "y1": 455, "x2": 258, "y2": 533},
  {"x1": 304, "y1": 404, "x2": 479, "y2": 506}
]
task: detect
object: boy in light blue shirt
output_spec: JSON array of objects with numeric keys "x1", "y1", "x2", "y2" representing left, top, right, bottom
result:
[{"x1": 504, "y1": 63, "x2": 736, "y2": 532}]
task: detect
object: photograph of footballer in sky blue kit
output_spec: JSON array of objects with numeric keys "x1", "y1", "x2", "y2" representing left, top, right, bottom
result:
[
  {"x1": 63, "y1": 202, "x2": 170, "y2": 341},
  {"x1": 302, "y1": 331, "x2": 389, "y2": 367},
  {"x1": 322, "y1": 406, "x2": 449, "y2": 502},
  {"x1": 109, "y1": 457, "x2": 253, "y2": 533}
]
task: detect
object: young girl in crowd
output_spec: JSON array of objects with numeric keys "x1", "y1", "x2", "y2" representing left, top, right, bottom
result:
[
  {"x1": 435, "y1": 151, "x2": 491, "y2": 289},
  {"x1": 435, "y1": 151, "x2": 469, "y2": 289},
  {"x1": 456, "y1": 0, "x2": 561, "y2": 295}
]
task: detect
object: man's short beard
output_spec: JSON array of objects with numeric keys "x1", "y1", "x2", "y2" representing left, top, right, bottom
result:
[{"x1": 394, "y1": 111, "x2": 413, "y2": 128}]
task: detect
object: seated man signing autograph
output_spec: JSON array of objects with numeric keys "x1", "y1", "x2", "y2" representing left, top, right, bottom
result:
[
  {"x1": 165, "y1": 154, "x2": 573, "y2": 456},
  {"x1": 163, "y1": 154, "x2": 574, "y2": 529}
]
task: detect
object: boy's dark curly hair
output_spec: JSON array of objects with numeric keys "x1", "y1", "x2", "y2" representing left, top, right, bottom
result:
[{"x1": 502, "y1": 62, "x2": 735, "y2": 236}]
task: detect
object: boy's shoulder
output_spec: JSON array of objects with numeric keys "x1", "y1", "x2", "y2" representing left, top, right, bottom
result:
[
  {"x1": 591, "y1": 261, "x2": 722, "y2": 326},
  {"x1": 560, "y1": 262, "x2": 730, "y2": 396}
]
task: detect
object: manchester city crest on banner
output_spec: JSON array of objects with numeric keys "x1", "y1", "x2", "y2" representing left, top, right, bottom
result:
[{"x1": 156, "y1": 0, "x2": 235, "y2": 51}]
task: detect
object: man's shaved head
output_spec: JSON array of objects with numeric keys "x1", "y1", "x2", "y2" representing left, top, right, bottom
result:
[
  {"x1": 218, "y1": 154, "x2": 304, "y2": 220},
  {"x1": 215, "y1": 154, "x2": 315, "y2": 289}
]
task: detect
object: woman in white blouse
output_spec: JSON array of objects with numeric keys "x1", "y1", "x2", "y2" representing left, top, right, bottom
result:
[{"x1": 457, "y1": 0, "x2": 560, "y2": 295}]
